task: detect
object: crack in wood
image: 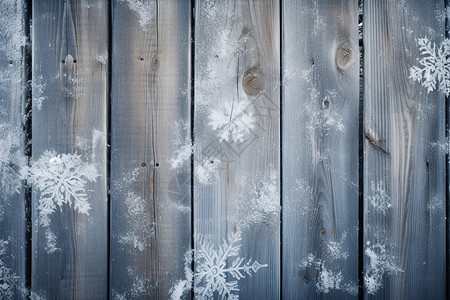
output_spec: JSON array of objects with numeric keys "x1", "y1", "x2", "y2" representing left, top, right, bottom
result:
[{"x1": 364, "y1": 131, "x2": 390, "y2": 157}]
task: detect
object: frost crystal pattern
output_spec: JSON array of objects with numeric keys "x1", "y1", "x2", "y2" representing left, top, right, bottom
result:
[
  {"x1": 410, "y1": 37, "x2": 450, "y2": 96},
  {"x1": 170, "y1": 230, "x2": 268, "y2": 300},
  {"x1": 24, "y1": 151, "x2": 98, "y2": 253},
  {"x1": 0, "y1": 239, "x2": 18, "y2": 299}
]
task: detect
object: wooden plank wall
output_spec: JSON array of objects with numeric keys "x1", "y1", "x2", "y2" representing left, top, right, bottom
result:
[
  {"x1": 364, "y1": 0, "x2": 446, "y2": 299},
  {"x1": 0, "y1": 0, "x2": 27, "y2": 298},
  {"x1": 31, "y1": 0, "x2": 108, "y2": 298},
  {"x1": 0, "y1": 0, "x2": 448, "y2": 299},
  {"x1": 193, "y1": 0, "x2": 280, "y2": 299},
  {"x1": 282, "y1": 0, "x2": 360, "y2": 298},
  {"x1": 110, "y1": 0, "x2": 191, "y2": 299}
]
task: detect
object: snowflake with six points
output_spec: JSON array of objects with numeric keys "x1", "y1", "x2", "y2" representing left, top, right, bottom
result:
[
  {"x1": 409, "y1": 37, "x2": 450, "y2": 96},
  {"x1": 24, "y1": 150, "x2": 99, "y2": 226},
  {"x1": 170, "y1": 229, "x2": 268, "y2": 300}
]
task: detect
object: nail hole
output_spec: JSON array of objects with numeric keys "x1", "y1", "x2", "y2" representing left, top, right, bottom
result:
[
  {"x1": 323, "y1": 100, "x2": 330, "y2": 108},
  {"x1": 311, "y1": 59, "x2": 315, "y2": 65},
  {"x1": 210, "y1": 160, "x2": 214, "y2": 164},
  {"x1": 320, "y1": 228, "x2": 326, "y2": 237},
  {"x1": 73, "y1": 59, "x2": 77, "y2": 63},
  {"x1": 9, "y1": 60, "x2": 13, "y2": 65},
  {"x1": 61, "y1": 60, "x2": 65, "y2": 63},
  {"x1": 140, "y1": 58, "x2": 144, "y2": 62},
  {"x1": 155, "y1": 163, "x2": 159, "y2": 167},
  {"x1": 141, "y1": 163, "x2": 146, "y2": 167},
  {"x1": 215, "y1": 55, "x2": 219, "y2": 58}
]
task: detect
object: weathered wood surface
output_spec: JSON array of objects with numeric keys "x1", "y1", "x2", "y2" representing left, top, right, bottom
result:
[
  {"x1": 282, "y1": 0, "x2": 360, "y2": 298},
  {"x1": 0, "y1": 0, "x2": 27, "y2": 298},
  {"x1": 31, "y1": 0, "x2": 108, "y2": 298},
  {"x1": 194, "y1": 0, "x2": 280, "y2": 298},
  {"x1": 109, "y1": 0, "x2": 192, "y2": 299},
  {"x1": 363, "y1": 0, "x2": 446, "y2": 299}
]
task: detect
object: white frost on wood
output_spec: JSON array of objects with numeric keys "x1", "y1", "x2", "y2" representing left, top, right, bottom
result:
[
  {"x1": 0, "y1": 124, "x2": 26, "y2": 196},
  {"x1": 32, "y1": 75, "x2": 47, "y2": 110},
  {"x1": 410, "y1": 37, "x2": 450, "y2": 96},
  {"x1": 230, "y1": 170, "x2": 280, "y2": 228},
  {"x1": 368, "y1": 181, "x2": 392, "y2": 215},
  {"x1": 364, "y1": 241, "x2": 403, "y2": 295},
  {"x1": 0, "y1": 239, "x2": 19, "y2": 299},
  {"x1": 300, "y1": 253, "x2": 357, "y2": 295},
  {"x1": 209, "y1": 99, "x2": 256, "y2": 143},
  {"x1": 119, "y1": 0, "x2": 154, "y2": 28},
  {"x1": 118, "y1": 192, "x2": 154, "y2": 251}
]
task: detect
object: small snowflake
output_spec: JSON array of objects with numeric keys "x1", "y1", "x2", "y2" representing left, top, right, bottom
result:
[
  {"x1": 410, "y1": 37, "x2": 450, "y2": 96},
  {"x1": 209, "y1": 99, "x2": 256, "y2": 143},
  {"x1": 368, "y1": 181, "x2": 392, "y2": 215},
  {"x1": 23, "y1": 150, "x2": 98, "y2": 253},
  {"x1": 170, "y1": 229, "x2": 268, "y2": 300}
]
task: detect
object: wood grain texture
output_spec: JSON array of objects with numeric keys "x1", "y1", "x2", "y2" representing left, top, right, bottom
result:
[
  {"x1": 282, "y1": 0, "x2": 360, "y2": 298},
  {"x1": 0, "y1": 0, "x2": 27, "y2": 298},
  {"x1": 109, "y1": 1, "x2": 192, "y2": 299},
  {"x1": 31, "y1": 0, "x2": 108, "y2": 298},
  {"x1": 194, "y1": 0, "x2": 280, "y2": 298},
  {"x1": 364, "y1": 0, "x2": 446, "y2": 299}
]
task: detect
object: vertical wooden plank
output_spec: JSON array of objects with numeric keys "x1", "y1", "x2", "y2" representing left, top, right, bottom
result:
[
  {"x1": 364, "y1": 0, "x2": 446, "y2": 299},
  {"x1": 0, "y1": 0, "x2": 27, "y2": 298},
  {"x1": 31, "y1": 0, "x2": 108, "y2": 298},
  {"x1": 282, "y1": 0, "x2": 360, "y2": 298},
  {"x1": 193, "y1": 1, "x2": 280, "y2": 299},
  {"x1": 109, "y1": 1, "x2": 191, "y2": 299}
]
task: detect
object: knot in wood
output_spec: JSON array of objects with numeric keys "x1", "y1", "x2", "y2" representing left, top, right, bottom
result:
[
  {"x1": 243, "y1": 68, "x2": 263, "y2": 96},
  {"x1": 336, "y1": 44, "x2": 354, "y2": 70}
]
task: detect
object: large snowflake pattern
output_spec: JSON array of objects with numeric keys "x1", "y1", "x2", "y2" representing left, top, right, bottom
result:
[
  {"x1": 410, "y1": 37, "x2": 450, "y2": 96},
  {"x1": 23, "y1": 150, "x2": 98, "y2": 253},
  {"x1": 170, "y1": 229, "x2": 267, "y2": 300}
]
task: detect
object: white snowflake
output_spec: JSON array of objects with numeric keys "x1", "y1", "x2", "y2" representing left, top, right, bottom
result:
[
  {"x1": 368, "y1": 181, "x2": 392, "y2": 215},
  {"x1": 118, "y1": 192, "x2": 154, "y2": 251},
  {"x1": 0, "y1": 239, "x2": 19, "y2": 299},
  {"x1": 23, "y1": 150, "x2": 98, "y2": 253},
  {"x1": 410, "y1": 37, "x2": 450, "y2": 96},
  {"x1": 170, "y1": 229, "x2": 268, "y2": 300},
  {"x1": 209, "y1": 99, "x2": 255, "y2": 143},
  {"x1": 364, "y1": 241, "x2": 403, "y2": 295},
  {"x1": 0, "y1": 124, "x2": 26, "y2": 196}
]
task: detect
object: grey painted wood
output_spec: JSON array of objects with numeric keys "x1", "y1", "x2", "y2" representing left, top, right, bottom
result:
[
  {"x1": 109, "y1": 1, "x2": 191, "y2": 299},
  {"x1": 31, "y1": 0, "x2": 108, "y2": 298},
  {"x1": 193, "y1": 0, "x2": 280, "y2": 298},
  {"x1": 363, "y1": 0, "x2": 446, "y2": 299},
  {"x1": 0, "y1": 0, "x2": 27, "y2": 298},
  {"x1": 282, "y1": 0, "x2": 360, "y2": 298}
]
